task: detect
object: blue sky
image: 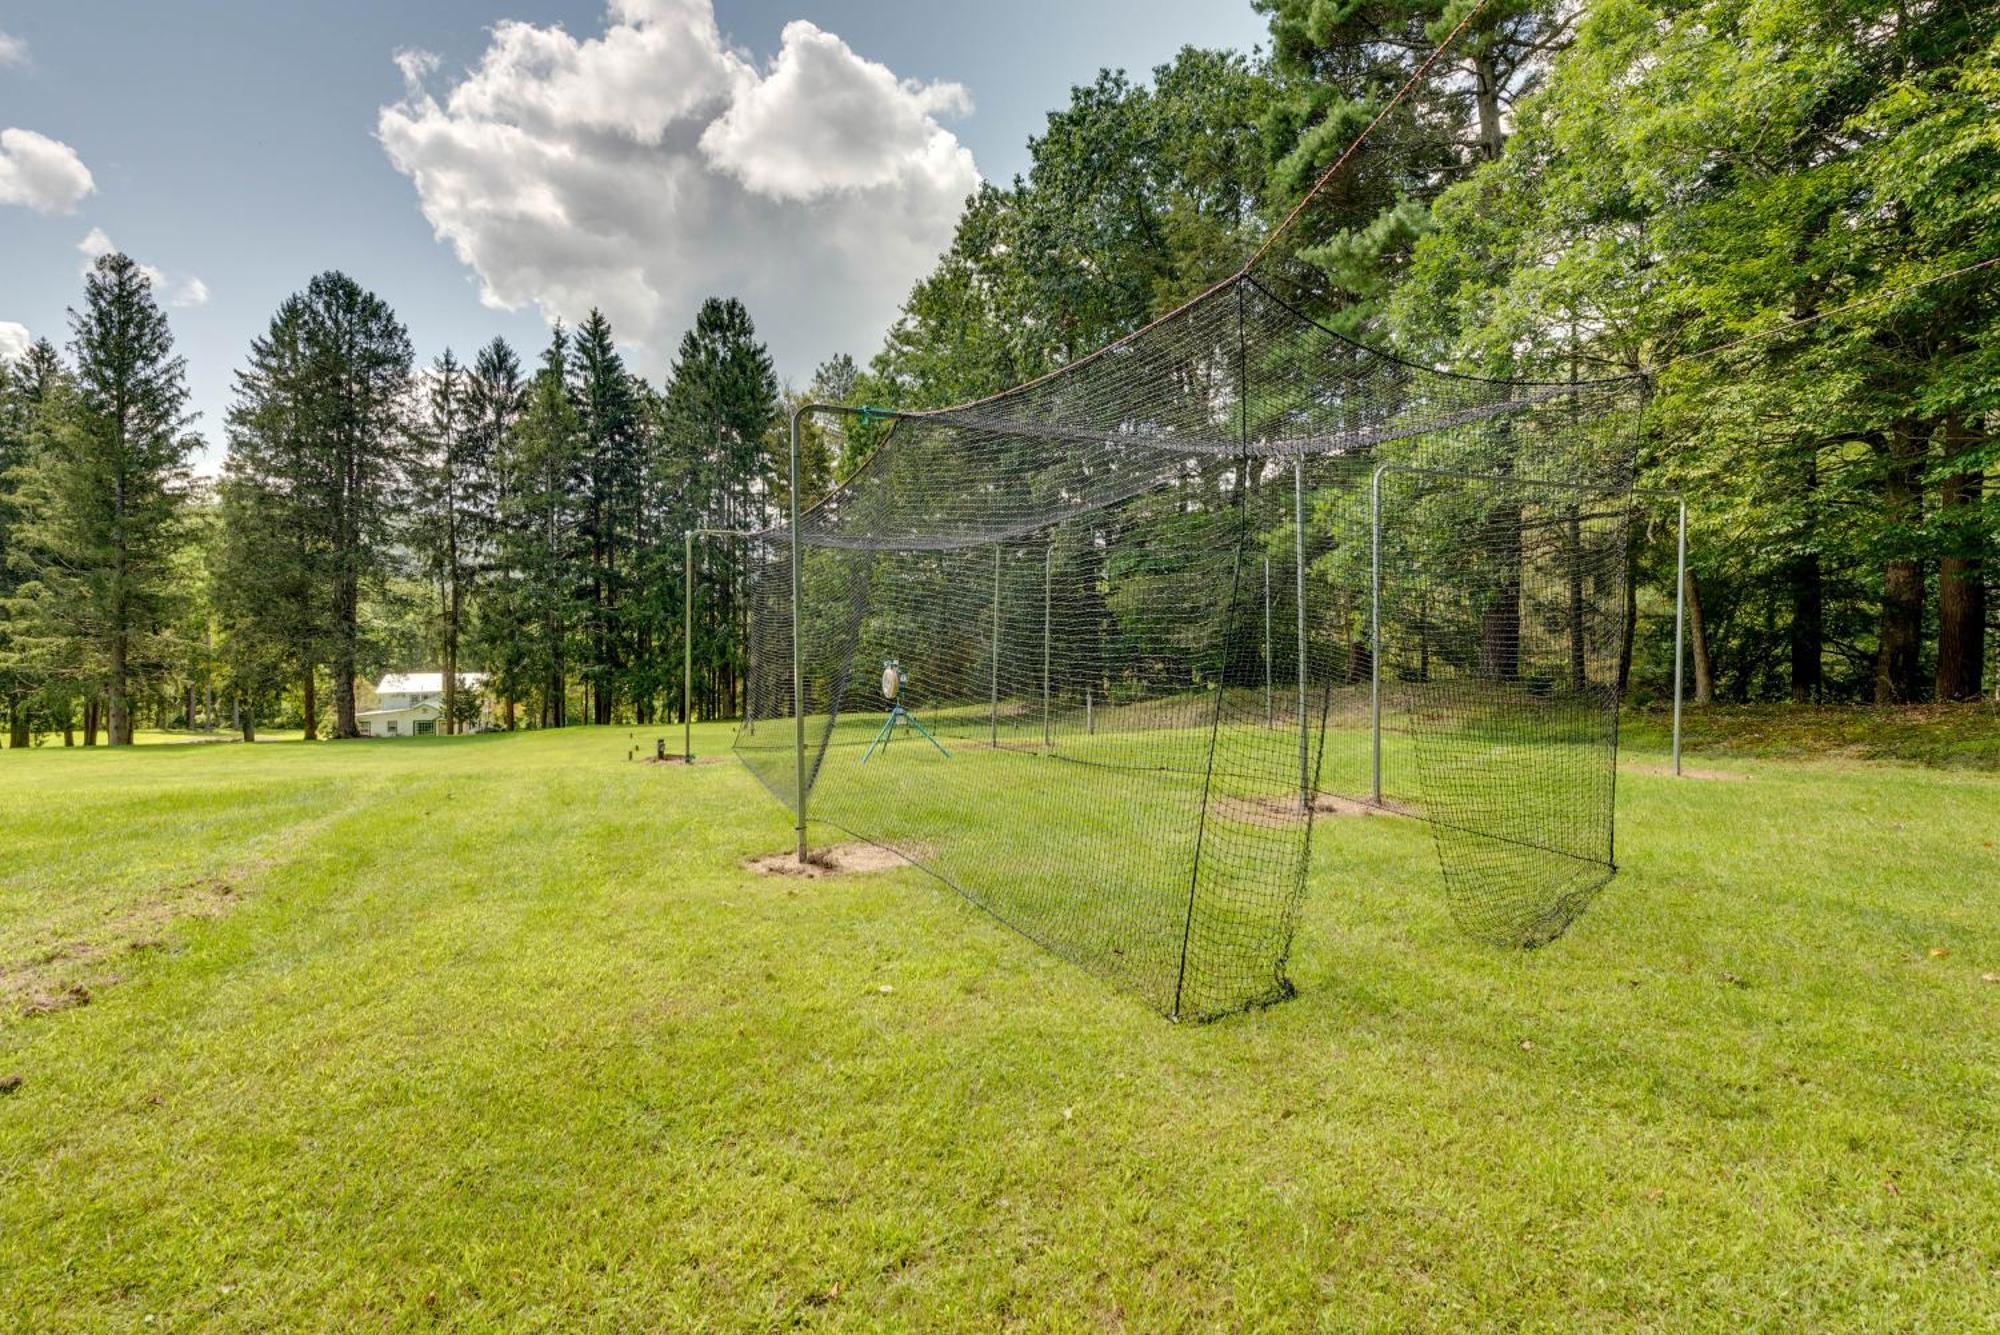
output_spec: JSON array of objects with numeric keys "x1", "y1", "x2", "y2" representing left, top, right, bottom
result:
[{"x1": 0, "y1": 1, "x2": 1268, "y2": 468}]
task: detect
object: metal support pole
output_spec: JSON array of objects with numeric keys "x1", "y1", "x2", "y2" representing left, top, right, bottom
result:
[
  {"x1": 990, "y1": 544, "x2": 1002, "y2": 747},
  {"x1": 1370, "y1": 465, "x2": 1384, "y2": 806},
  {"x1": 683, "y1": 530, "x2": 693, "y2": 764},
  {"x1": 1294, "y1": 459, "x2": 1310, "y2": 812},
  {"x1": 1264, "y1": 557, "x2": 1273, "y2": 729},
  {"x1": 788, "y1": 407, "x2": 807, "y2": 864},
  {"x1": 1042, "y1": 541, "x2": 1053, "y2": 748},
  {"x1": 1672, "y1": 498, "x2": 1687, "y2": 778}
]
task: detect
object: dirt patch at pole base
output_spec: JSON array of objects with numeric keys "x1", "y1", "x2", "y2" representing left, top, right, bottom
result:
[{"x1": 745, "y1": 842, "x2": 924, "y2": 878}]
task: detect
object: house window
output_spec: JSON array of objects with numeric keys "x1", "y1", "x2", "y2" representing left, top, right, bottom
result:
[
  {"x1": 358, "y1": 722, "x2": 371, "y2": 736},
  {"x1": 387, "y1": 721, "x2": 399, "y2": 736},
  {"x1": 414, "y1": 719, "x2": 436, "y2": 737}
]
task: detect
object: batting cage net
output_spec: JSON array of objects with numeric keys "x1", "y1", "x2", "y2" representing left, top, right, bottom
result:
[{"x1": 733, "y1": 269, "x2": 1643, "y2": 1020}]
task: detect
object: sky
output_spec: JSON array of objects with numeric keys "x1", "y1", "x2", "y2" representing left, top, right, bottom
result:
[{"x1": 0, "y1": 0, "x2": 1268, "y2": 470}]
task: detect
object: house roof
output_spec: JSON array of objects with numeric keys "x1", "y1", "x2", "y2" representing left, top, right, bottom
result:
[
  {"x1": 374, "y1": 672, "x2": 487, "y2": 695},
  {"x1": 357, "y1": 703, "x2": 442, "y2": 720}
]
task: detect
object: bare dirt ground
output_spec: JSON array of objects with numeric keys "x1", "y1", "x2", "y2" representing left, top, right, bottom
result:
[
  {"x1": 745, "y1": 842, "x2": 923, "y2": 878},
  {"x1": 4, "y1": 876, "x2": 239, "y2": 1019},
  {"x1": 1211, "y1": 792, "x2": 1420, "y2": 827}
]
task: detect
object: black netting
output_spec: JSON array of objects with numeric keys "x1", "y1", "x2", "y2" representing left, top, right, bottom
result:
[{"x1": 735, "y1": 272, "x2": 1642, "y2": 1019}]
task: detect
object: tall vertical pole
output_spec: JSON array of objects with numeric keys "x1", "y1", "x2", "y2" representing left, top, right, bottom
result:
[
  {"x1": 990, "y1": 543, "x2": 1001, "y2": 747},
  {"x1": 1264, "y1": 557, "x2": 1273, "y2": 729},
  {"x1": 1294, "y1": 459, "x2": 1310, "y2": 812},
  {"x1": 683, "y1": 530, "x2": 694, "y2": 764},
  {"x1": 1042, "y1": 541, "x2": 1053, "y2": 748},
  {"x1": 1672, "y1": 498, "x2": 1687, "y2": 778},
  {"x1": 1370, "y1": 466, "x2": 1384, "y2": 806},
  {"x1": 789, "y1": 408, "x2": 808, "y2": 864}
]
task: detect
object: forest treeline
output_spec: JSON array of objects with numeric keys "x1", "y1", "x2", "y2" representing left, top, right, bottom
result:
[
  {"x1": 2, "y1": 0, "x2": 1995, "y2": 745},
  {"x1": 0, "y1": 257, "x2": 849, "y2": 741}
]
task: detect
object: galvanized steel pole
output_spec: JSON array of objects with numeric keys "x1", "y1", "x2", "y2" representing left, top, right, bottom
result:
[
  {"x1": 1043, "y1": 541, "x2": 1053, "y2": 748},
  {"x1": 1295, "y1": 459, "x2": 1309, "y2": 812},
  {"x1": 990, "y1": 543, "x2": 1001, "y2": 747},
  {"x1": 1264, "y1": 557, "x2": 1272, "y2": 729},
  {"x1": 1672, "y1": 498, "x2": 1688, "y2": 778},
  {"x1": 683, "y1": 529, "x2": 693, "y2": 764},
  {"x1": 1370, "y1": 464, "x2": 1384, "y2": 806},
  {"x1": 789, "y1": 406, "x2": 807, "y2": 864}
]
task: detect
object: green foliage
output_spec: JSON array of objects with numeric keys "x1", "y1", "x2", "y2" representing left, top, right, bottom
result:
[
  {"x1": 217, "y1": 272, "x2": 414, "y2": 737},
  {"x1": 867, "y1": 48, "x2": 1272, "y2": 411},
  {"x1": 3, "y1": 255, "x2": 194, "y2": 745},
  {"x1": 1392, "y1": 0, "x2": 2000, "y2": 703}
]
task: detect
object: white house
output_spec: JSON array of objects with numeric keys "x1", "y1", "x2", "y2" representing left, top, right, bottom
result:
[{"x1": 357, "y1": 672, "x2": 490, "y2": 737}]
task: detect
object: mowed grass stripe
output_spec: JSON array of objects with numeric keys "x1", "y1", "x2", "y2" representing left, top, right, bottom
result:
[{"x1": 0, "y1": 726, "x2": 1995, "y2": 1328}]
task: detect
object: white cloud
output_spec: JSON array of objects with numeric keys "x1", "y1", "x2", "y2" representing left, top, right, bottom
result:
[
  {"x1": 0, "y1": 127, "x2": 95, "y2": 213},
  {"x1": 77, "y1": 225, "x2": 164, "y2": 287},
  {"x1": 0, "y1": 321, "x2": 31, "y2": 364},
  {"x1": 377, "y1": 0, "x2": 978, "y2": 376},
  {"x1": 700, "y1": 21, "x2": 972, "y2": 202},
  {"x1": 76, "y1": 227, "x2": 207, "y2": 306},
  {"x1": 0, "y1": 30, "x2": 27, "y2": 67}
]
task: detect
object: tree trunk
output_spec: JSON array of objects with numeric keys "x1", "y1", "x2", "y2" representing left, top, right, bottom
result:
[
  {"x1": 1615, "y1": 533, "x2": 1638, "y2": 695},
  {"x1": 1936, "y1": 468, "x2": 1985, "y2": 701},
  {"x1": 443, "y1": 625, "x2": 459, "y2": 737},
  {"x1": 1874, "y1": 419, "x2": 1929, "y2": 704},
  {"x1": 302, "y1": 668, "x2": 318, "y2": 740},
  {"x1": 1788, "y1": 552, "x2": 1822, "y2": 702},
  {"x1": 1478, "y1": 502, "x2": 1522, "y2": 681},
  {"x1": 7, "y1": 699, "x2": 27, "y2": 749},
  {"x1": 1471, "y1": 52, "x2": 1507, "y2": 161},
  {"x1": 108, "y1": 648, "x2": 132, "y2": 743},
  {"x1": 334, "y1": 629, "x2": 358, "y2": 739},
  {"x1": 83, "y1": 697, "x2": 99, "y2": 747},
  {"x1": 1684, "y1": 566, "x2": 1714, "y2": 704},
  {"x1": 1566, "y1": 506, "x2": 1587, "y2": 691}
]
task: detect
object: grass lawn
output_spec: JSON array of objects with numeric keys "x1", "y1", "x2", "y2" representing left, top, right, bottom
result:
[{"x1": 2, "y1": 724, "x2": 1996, "y2": 1329}]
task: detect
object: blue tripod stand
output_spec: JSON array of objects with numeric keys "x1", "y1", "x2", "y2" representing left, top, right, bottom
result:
[{"x1": 861, "y1": 660, "x2": 949, "y2": 764}]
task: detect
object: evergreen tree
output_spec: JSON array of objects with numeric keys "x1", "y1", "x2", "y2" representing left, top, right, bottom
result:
[
  {"x1": 498, "y1": 326, "x2": 583, "y2": 727},
  {"x1": 0, "y1": 340, "x2": 68, "y2": 747},
  {"x1": 5, "y1": 255, "x2": 193, "y2": 745},
  {"x1": 219, "y1": 296, "x2": 325, "y2": 737},
  {"x1": 220, "y1": 273, "x2": 413, "y2": 736},
  {"x1": 463, "y1": 337, "x2": 529, "y2": 727},
  {"x1": 569, "y1": 310, "x2": 643, "y2": 724},
  {"x1": 410, "y1": 348, "x2": 494, "y2": 732},
  {"x1": 660, "y1": 298, "x2": 778, "y2": 718}
]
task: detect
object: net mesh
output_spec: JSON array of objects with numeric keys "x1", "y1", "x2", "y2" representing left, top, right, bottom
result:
[{"x1": 736, "y1": 272, "x2": 1642, "y2": 1019}]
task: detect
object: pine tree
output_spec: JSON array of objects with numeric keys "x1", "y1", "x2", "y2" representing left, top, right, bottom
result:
[
  {"x1": 220, "y1": 274, "x2": 413, "y2": 737},
  {"x1": 411, "y1": 349, "x2": 494, "y2": 732},
  {"x1": 219, "y1": 295, "x2": 323, "y2": 737},
  {"x1": 5, "y1": 255, "x2": 193, "y2": 745},
  {"x1": 464, "y1": 337, "x2": 528, "y2": 728},
  {"x1": 569, "y1": 310, "x2": 643, "y2": 724},
  {"x1": 660, "y1": 298, "x2": 778, "y2": 719},
  {"x1": 498, "y1": 326, "x2": 583, "y2": 727},
  {"x1": 0, "y1": 341, "x2": 67, "y2": 747}
]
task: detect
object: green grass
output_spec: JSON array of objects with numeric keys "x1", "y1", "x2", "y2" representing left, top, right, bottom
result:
[
  {"x1": 1624, "y1": 699, "x2": 2000, "y2": 769},
  {"x1": 2, "y1": 725, "x2": 1997, "y2": 1329}
]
